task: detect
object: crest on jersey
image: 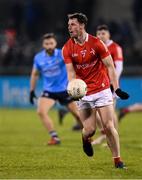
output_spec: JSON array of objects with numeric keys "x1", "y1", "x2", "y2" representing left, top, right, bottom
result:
[
  {"x1": 80, "y1": 50, "x2": 87, "y2": 58},
  {"x1": 90, "y1": 48, "x2": 96, "y2": 55}
]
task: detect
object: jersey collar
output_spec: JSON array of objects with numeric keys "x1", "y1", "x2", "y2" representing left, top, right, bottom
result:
[
  {"x1": 74, "y1": 33, "x2": 89, "y2": 45},
  {"x1": 106, "y1": 40, "x2": 113, "y2": 47}
]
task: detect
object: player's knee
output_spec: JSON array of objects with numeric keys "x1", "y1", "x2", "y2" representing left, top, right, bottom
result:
[
  {"x1": 104, "y1": 122, "x2": 114, "y2": 135},
  {"x1": 37, "y1": 109, "x2": 46, "y2": 117}
]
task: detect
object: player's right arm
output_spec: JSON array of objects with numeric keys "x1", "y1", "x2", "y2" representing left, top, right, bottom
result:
[
  {"x1": 65, "y1": 63, "x2": 76, "y2": 81},
  {"x1": 29, "y1": 56, "x2": 40, "y2": 104},
  {"x1": 62, "y1": 46, "x2": 76, "y2": 81},
  {"x1": 29, "y1": 68, "x2": 39, "y2": 104},
  {"x1": 30, "y1": 68, "x2": 39, "y2": 92},
  {"x1": 112, "y1": 44, "x2": 123, "y2": 80}
]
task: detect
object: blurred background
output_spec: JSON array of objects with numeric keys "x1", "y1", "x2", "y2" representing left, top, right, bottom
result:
[{"x1": 0, "y1": 0, "x2": 142, "y2": 108}]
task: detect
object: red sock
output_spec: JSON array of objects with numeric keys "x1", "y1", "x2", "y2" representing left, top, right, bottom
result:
[
  {"x1": 123, "y1": 108, "x2": 129, "y2": 113},
  {"x1": 113, "y1": 157, "x2": 122, "y2": 164}
]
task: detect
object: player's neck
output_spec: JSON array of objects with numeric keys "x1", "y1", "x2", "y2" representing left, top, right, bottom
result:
[{"x1": 75, "y1": 32, "x2": 87, "y2": 45}]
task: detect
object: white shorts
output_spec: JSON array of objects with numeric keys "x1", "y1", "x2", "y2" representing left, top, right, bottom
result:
[{"x1": 76, "y1": 88, "x2": 113, "y2": 110}]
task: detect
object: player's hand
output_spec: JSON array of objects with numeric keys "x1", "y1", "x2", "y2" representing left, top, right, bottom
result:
[
  {"x1": 115, "y1": 88, "x2": 129, "y2": 100},
  {"x1": 110, "y1": 84, "x2": 114, "y2": 93},
  {"x1": 30, "y1": 90, "x2": 37, "y2": 104}
]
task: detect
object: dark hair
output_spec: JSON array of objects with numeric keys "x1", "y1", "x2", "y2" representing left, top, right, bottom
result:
[
  {"x1": 68, "y1": 13, "x2": 88, "y2": 27},
  {"x1": 42, "y1": 33, "x2": 56, "y2": 40},
  {"x1": 96, "y1": 24, "x2": 109, "y2": 31}
]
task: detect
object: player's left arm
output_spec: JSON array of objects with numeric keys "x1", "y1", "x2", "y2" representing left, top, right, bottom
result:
[
  {"x1": 102, "y1": 56, "x2": 129, "y2": 99},
  {"x1": 96, "y1": 39, "x2": 129, "y2": 99},
  {"x1": 102, "y1": 55, "x2": 119, "y2": 91}
]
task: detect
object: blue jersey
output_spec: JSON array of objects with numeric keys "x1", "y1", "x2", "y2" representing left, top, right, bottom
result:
[{"x1": 33, "y1": 48, "x2": 68, "y2": 92}]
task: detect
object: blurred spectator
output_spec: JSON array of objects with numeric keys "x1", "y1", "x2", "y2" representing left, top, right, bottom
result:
[
  {"x1": 0, "y1": 23, "x2": 16, "y2": 66},
  {"x1": 0, "y1": 0, "x2": 141, "y2": 75},
  {"x1": 10, "y1": 1, "x2": 24, "y2": 37},
  {"x1": 24, "y1": 0, "x2": 46, "y2": 41},
  {"x1": 132, "y1": 0, "x2": 142, "y2": 30}
]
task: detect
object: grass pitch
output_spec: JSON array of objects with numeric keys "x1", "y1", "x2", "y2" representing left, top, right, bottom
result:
[{"x1": 0, "y1": 108, "x2": 142, "y2": 179}]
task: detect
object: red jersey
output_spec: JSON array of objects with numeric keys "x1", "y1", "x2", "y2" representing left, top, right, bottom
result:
[
  {"x1": 62, "y1": 34, "x2": 111, "y2": 95},
  {"x1": 106, "y1": 40, "x2": 123, "y2": 63}
]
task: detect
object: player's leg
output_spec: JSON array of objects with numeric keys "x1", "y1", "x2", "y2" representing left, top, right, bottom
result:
[
  {"x1": 58, "y1": 91, "x2": 82, "y2": 130},
  {"x1": 79, "y1": 107, "x2": 97, "y2": 156},
  {"x1": 67, "y1": 101, "x2": 83, "y2": 129},
  {"x1": 119, "y1": 103, "x2": 142, "y2": 120},
  {"x1": 128, "y1": 103, "x2": 142, "y2": 111},
  {"x1": 92, "y1": 111, "x2": 114, "y2": 146},
  {"x1": 113, "y1": 99, "x2": 118, "y2": 130},
  {"x1": 97, "y1": 105, "x2": 124, "y2": 168},
  {"x1": 92, "y1": 98, "x2": 118, "y2": 145},
  {"x1": 91, "y1": 112, "x2": 106, "y2": 145},
  {"x1": 58, "y1": 108, "x2": 68, "y2": 125},
  {"x1": 37, "y1": 97, "x2": 60, "y2": 145}
]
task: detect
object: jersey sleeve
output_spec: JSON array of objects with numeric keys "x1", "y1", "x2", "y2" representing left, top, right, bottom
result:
[
  {"x1": 33, "y1": 56, "x2": 40, "y2": 71},
  {"x1": 96, "y1": 39, "x2": 110, "y2": 59},
  {"x1": 113, "y1": 45, "x2": 123, "y2": 61},
  {"x1": 62, "y1": 45, "x2": 72, "y2": 64}
]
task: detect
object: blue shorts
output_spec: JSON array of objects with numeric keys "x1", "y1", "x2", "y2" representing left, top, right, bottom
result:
[{"x1": 41, "y1": 90, "x2": 73, "y2": 105}]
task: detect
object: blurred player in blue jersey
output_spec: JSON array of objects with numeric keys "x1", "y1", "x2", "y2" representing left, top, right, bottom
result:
[{"x1": 29, "y1": 33, "x2": 82, "y2": 145}]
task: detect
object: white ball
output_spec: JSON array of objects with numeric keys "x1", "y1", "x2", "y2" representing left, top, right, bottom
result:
[{"x1": 67, "y1": 79, "x2": 87, "y2": 99}]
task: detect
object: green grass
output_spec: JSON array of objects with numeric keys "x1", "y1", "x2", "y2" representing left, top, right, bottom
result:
[{"x1": 0, "y1": 108, "x2": 142, "y2": 179}]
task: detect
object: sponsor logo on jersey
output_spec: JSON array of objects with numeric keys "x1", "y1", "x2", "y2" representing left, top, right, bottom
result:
[
  {"x1": 76, "y1": 61, "x2": 97, "y2": 69},
  {"x1": 72, "y1": 53, "x2": 78, "y2": 57}
]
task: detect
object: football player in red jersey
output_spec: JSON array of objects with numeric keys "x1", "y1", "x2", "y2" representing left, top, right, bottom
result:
[
  {"x1": 92, "y1": 25, "x2": 124, "y2": 145},
  {"x1": 62, "y1": 13, "x2": 129, "y2": 168}
]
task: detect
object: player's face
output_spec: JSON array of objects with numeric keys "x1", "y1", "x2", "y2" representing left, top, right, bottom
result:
[
  {"x1": 96, "y1": 30, "x2": 110, "y2": 43},
  {"x1": 68, "y1": 18, "x2": 83, "y2": 38},
  {"x1": 43, "y1": 38, "x2": 57, "y2": 54}
]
